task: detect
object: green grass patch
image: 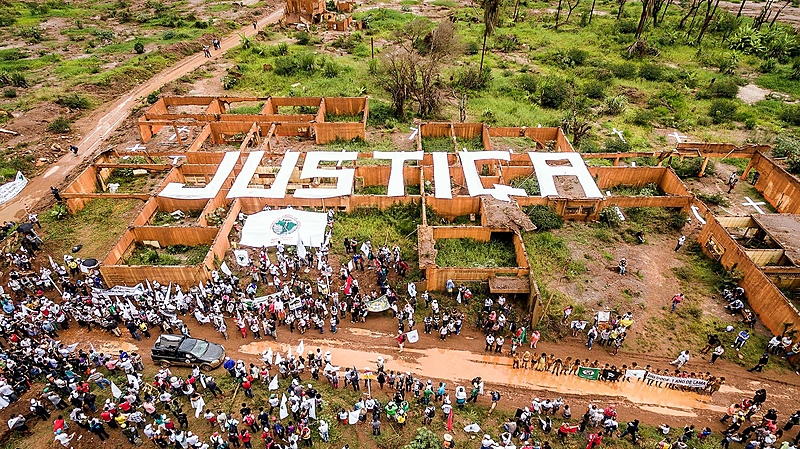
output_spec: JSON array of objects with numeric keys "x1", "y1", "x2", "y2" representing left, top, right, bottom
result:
[
  {"x1": 434, "y1": 237, "x2": 518, "y2": 268},
  {"x1": 609, "y1": 182, "x2": 665, "y2": 196},
  {"x1": 421, "y1": 136, "x2": 453, "y2": 152},
  {"x1": 39, "y1": 198, "x2": 140, "y2": 258},
  {"x1": 125, "y1": 244, "x2": 209, "y2": 266}
]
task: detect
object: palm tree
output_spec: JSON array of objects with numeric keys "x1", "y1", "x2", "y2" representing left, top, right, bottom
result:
[{"x1": 479, "y1": 0, "x2": 502, "y2": 72}]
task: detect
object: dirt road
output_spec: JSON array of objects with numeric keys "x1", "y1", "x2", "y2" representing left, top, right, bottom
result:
[{"x1": 0, "y1": 8, "x2": 284, "y2": 223}]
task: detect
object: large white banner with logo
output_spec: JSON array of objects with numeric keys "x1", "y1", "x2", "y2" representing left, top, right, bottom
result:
[
  {"x1": 240, "y1": 209, "x2": 327, "y2": 248},
  {"x1": 0, "y1": 171, "x2": 27, "y2": 205}
]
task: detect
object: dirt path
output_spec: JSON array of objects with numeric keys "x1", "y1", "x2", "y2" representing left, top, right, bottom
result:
[
  {"x1": 717, "y1": 0, "x2": 800, "y2": 25},
  {"x1": 0, "y1": 8, "x2": 284, "y2": 222}
]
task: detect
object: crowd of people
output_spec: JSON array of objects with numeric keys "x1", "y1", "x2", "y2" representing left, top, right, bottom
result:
[{"x1": 2, "y1": 206, "x2": 800, "y2": 449}]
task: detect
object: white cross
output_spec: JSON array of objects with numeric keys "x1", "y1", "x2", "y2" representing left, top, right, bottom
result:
[
  {"x1": 742, "y1": 196, "x2": 766, "y2": 214},
  {"x1": 408, "y1": 126, "x2": 419, "y2": 141},
  {"x1": 169, "y1": 126, "x2": 191, "y2": 141},
  {"x1": 125, "y1": 143, "x2": 146, "y2": 151},
  {"x1": 612, "y1": 128, "x2": 626, "y2": 143},
  {"x1": 690, "y1": 205, "x2": 707, "y2": 224},
  {"x1": 168, "y1": 155, "x2": 186, "y2": 165},
  {"x1": 670, "y1": 131, "x2": 688, "y2": 144}
]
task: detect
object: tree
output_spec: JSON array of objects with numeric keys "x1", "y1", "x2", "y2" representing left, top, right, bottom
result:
[
  {"x1": 616, "y1": 0, "x2": 627, "y2": 20},
  {"x1": 695, "y1": 0, "x2": 721, "y2": 45},
  {"x1": 404, "y1": 428, "x2": 440, "y2": 449},
  {"x1": 373, "y1": 21, "x2": 458, "y2": 118},
  {"x1": 479, "y1": 0, "x2": 501, "y2": 72},
  {"x1": 565, "y1": 0, "x2": 581, "y2": 24}
]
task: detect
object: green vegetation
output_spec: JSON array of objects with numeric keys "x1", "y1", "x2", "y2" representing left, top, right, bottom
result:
[
  {"x1": 39, "y1": 198, "x2": 139, "y2": 257},
  {"x1": 104, "y1": 168, "x2": 163, "y2": 193},
  {"x1": 435, "y1": 237, "x2": 517, "y2": 268},
  {"x1": 125, "y1": 244, "x2": 209, "y2": 266},
  {"x1": 331, "y1": 203, "x2": 423, "y2": 282},
  {"x1": 609, "y1": 182, "x2": 665, "y2": 196},
  {"x1": 524, "y1": 205, "x2": 563, "y2": 231},
  {"x1": 421, "y1": 136, "x2": 453, "y2": 152},
  {"x1": 509, "y1": 174, "x2": 540, "y2": 195}
]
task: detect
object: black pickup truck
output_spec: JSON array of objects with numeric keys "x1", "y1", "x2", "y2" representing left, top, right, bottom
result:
[{"x1": 150, "y1": 334, "x2": 225, "y2": 371}]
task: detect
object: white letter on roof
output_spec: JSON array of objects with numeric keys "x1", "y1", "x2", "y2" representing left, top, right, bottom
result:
[
  {"x1": 528, "y1": 152, "x2": 602, "y2": 198},
  {"x1": 293, "y1": 152, "x2": 358, "y2": 199},
  {"x1": 372, "y1": 151, "x2": 424, "y2": 197},
  {"x1": 459, "y1": 150, "x2": 527, "y2": 202}
]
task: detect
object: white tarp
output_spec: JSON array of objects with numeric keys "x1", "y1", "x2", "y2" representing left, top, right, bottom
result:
[
  {"x1": 240, "y1": 209, "x2": 327, "y2": 248},
  {"x1": 0, "y1": 171, "x2": 27, "y2": 205}
]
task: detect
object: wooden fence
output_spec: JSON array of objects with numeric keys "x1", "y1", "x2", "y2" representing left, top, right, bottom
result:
[
  {"x1": 744, "y1": 151, "x2": 800, "y2": 214},
  {"x1": 697, "y1": 215, "x2": 800, "y2": 335}
]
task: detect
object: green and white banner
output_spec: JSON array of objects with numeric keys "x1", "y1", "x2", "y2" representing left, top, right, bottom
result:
[{"x1": 577, "y1": 367, "x2": 600, "y2": 381}]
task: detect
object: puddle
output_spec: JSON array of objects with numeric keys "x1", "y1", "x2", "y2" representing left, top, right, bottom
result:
[
  {"x1": 639, "y1": 406, "x2": 697, "y2": 417},
  {"x1": 91, "y1": 341, "x2": 140, "y2": 355},
  {"x1": 347, "y1": 328, "x2": 390, "y2": 338},
  {"x1": 238, "y1": 340, "x2": 726, "y2": 415}
]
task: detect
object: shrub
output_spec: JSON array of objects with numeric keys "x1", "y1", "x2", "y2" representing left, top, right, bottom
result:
[
  {"x1": 466, "y1": 41, "x2": 480, "y2": 55},
  {"x1": 603, "y1": 137, "x2": 631, "y2": 153},
  {"x1": 454, "y1": 65, "x2": 492, "y2": 91},
  {"x1": 603, "y1": 95, "x2": 628, "y2": 115},
  {"x1": 708, "y1": 99, "x2": 738, "y2": 124},
  {"x1": 57, "y1": 93, "x2": 91, "y2": 109},
  {"x1": 788, "y1": 153, "x2": 800, "y2": 174},
  {"x1": 3, "y1": 88, "x2": 16, "y2": 98},
  {"x1": 134, "y1": 41, "x2": 145, "y2": 54},
  {"x1": 781, "y1": 104, "x2": 800, "y2": 126},
  {"x1": 773, "y1": 135, "x2": 800, "y2": 158},
  {"x1": 518, "y1": 73, "x2": 537, "y2": 94},
  {"x1": 582, "y1": 80, "x2": 606, "y2": 99},
  {"x1": 616, "y1": 20, "x2": 636, "y2": 34},
  {"x1": 638, "y1": 63, "x2": 663, "y2": 81},
  {"x1": 610, "y1": 62, "x2": 637, "y2": 79},
  {"x1": 671, "y1": 157, "x2": 715, "y2": 178},
  {"x1": 630, "y1": 108, "x2": 657, "y2": 127},
  {"x1": 525, "y1": 205, "x2": 563, "y2": 230},
  {"x1": 321, "y1": 59, "x2": 340, "y2": 78},
  {"x1": 162, "y1": 30, "x2": 175, "y2": 40},
  {"x1": 509, "y1": 175, "x2": 540, "y2": 195},
  {"x1": 538, "y1": 77, "x2": 571, "y2": 109},
  {"x1": 696, "y1": 192, "x2": 730, "y2": 206},
  {"x1": 598, "y1": 207, "x2": 622, "y2": 227},
  {"x1": 269, "y1": 42, "x2": 289, "y2": 56},
  {"x1": 48, "y1": 116, "x2": 71, "y2": 133},
  {"x1": 146, "y1": 91, "x2": 160, "y2": 104},
  {"x1": 697, "y1": 78, "x2": 739, "y2": 99},
  {"x1": 295, "y1": 31, "x2": 311, "y2": 45},
  {"x1": 496, "y1": 34, "x2": 519, "y2": 52}
]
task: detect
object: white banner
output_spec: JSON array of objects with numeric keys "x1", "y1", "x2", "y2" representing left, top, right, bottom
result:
[
  {"x1": 348, "y1": 409, "x2": 360, "y2": 425},
  {"x1": 644, "y1": 372, "x2": 708, "y2": 388},
  {"x1": 0, "y1": 171, "x2": 27, "y2": 205},
  {"x1": 92, "y1": 284, "x2": 145, "y2": 298},
  {"x1": 624, "y1": 369, "x2": 647, "y2": 380},
  {"x1": 279, "y1": 394, "x2": 289, "y2": 419},
  {"x1": 233, "y1": 250, "x2": 251, "y2": 266},
  {"x1": 406, "y1": 329, "x2": 419, "y2": 344},
  {"x1": 240, "y1": 209, "x2": 327, "y2": 248}
]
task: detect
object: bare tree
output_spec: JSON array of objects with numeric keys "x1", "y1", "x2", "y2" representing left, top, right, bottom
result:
[
  {"x1": 617, "y1": 0, "x2": 628, "y2": 20},
  {"x1": 588, "y1": 0, "x2": 597, "y2": 23},
  {"x1": 555, "y1": 0, "x2": 564, "y2": 28},
  {"x1": 678, "y1": 0, "x2": 701, "y2": 29},
  {"x1": 565, "y1": 0, "x2": 581, "y2": 24},
  {"x1": 634, "y1": 0, "x2": 653, "y2": 40},
  {"x1": 695, "y1": 0, "x2": 721, "y2": 45},
  {"x1": 737, "y1": 0, "x2": 747, "y2": 18},
  {"x1": 769, "y1": 0, "x2": 792, "y2": 27},
  {"x1": 374, "y1": 21, "x2": 458, "y2": 118}
]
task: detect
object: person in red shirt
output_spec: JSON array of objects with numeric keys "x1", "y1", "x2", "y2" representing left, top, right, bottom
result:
[
  {"x1": 396, "y1": 331, "x2": 405, "y2": 353},
  {"x1": 587, "y1": 433, "x2": 602, "y2": 449},
  {"x1": 242, "y1": 379, "x2": 254, "y2": 398},
  {"x1": 240, "y1": 429, "x2": 252, "y2": 449},
  {"x1": 53, "y1": 415, "x2": 66, "y2": 433}
]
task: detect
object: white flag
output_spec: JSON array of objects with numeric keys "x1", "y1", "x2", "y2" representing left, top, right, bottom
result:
[
  {"x1": 110, "y1": 381, "x2": 123, "y2": 399},
  {"x1": 287, "y1": 346, "x2": 292, "y2": 359},
  {"x1": 296, "y1": 234, "x2": 307, "y2": 260},
  {"x1": 406, "y1": 329, "x2": 419, "y2": 344},
  {"x1": 221, "y1": 262, "x2": 232, "y2": 276},
  {"x1": 234, "y1": 249, "x2": 251, "y2": 267},
  {"x1": 274, "y1": 352, "x2": 283, "y2": 365},
  {"x1": 268, "y1": 374, "x2": 279, "y2": 391},
  {"x1": 348, "y1": 409, "x2": 360, "y2": 425},
  {"x1": 309, "y1": 398, "x2": 317, "y2": 420},
  {"x1": 296, "y1": 340, "x2": 304, "y2": 358},
  {"x1": 262, "y1": 348, "x2": 273, "y2": 365},
  {"x1": 279, "y1": 394, "x2": 289, "y2": 419}
]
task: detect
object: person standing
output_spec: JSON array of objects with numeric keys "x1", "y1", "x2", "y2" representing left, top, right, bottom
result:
[
  {"x1": 748, "y1": 352, "x2": 769, "y2": 372},
  {"x1": 675, "y1": 235, "x2": 686, "y2": 252},
  {"x1": 710, "y1": 345, "x2": 724, "y2": 364},
  {"x1": 396, "y1": 331, "x2": 405, "y2": 353},
  {"x1": 671, "y1": 293, "x2": 684, "y2": 312},
  {"x1": 51, "y1": 186, "x2": 63, "y2": 202},
  {"x1": 728, "y1": 173, "x2": 738, "y2": 193}
]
